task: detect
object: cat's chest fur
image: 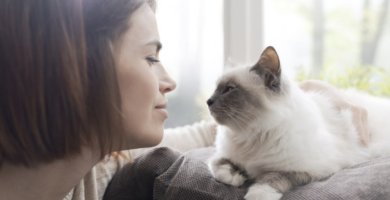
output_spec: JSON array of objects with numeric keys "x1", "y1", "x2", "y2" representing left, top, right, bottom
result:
[{"x1": 214, "y1": 88, "x2": 369, "y2": 179}]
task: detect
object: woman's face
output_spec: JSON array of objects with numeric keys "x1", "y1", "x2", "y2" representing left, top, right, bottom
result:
[{"x1": 113, "y1": 4, "x2": 176, "y2": 149}]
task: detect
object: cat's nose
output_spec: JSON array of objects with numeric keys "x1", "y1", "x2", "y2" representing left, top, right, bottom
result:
[{"x1": 207, "y1": 98, "x2": 214, "y2": 107}]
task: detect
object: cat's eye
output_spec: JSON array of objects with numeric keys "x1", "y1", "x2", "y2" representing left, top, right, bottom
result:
[{"x1": 222, "y1": 85, "x2": 236, "y2": 94}]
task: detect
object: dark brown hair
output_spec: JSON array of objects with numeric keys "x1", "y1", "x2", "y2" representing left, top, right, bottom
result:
[{"x1": 0, "y1": 0, "x2": 153, "y2": 167}]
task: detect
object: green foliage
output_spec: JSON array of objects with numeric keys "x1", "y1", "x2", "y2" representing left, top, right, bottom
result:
[{"x1": 296, "y1": 65, "x2": 390, "y2": 96}]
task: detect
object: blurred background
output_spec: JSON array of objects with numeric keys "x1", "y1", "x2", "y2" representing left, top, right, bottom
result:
[{"x1": 156, "y1": 0, "x2": 390, "y2": 128}]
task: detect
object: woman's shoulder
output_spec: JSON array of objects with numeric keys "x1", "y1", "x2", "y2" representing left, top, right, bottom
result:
[{"x1": 64, "y1": 153, "x2": 133, "y2": 200}]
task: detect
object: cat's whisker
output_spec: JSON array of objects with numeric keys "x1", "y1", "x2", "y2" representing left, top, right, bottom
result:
[
  {"x1": 227, "y1": 107, "x2": 256, "y2": 127},
  {"x1": 223, "y1": 110, "x2": 247, "y2": 130},
  {"x1": 218, "y1": 108, "x2": 247, "y2": 131}
]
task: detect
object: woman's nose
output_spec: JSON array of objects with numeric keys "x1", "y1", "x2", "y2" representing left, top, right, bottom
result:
[
  {"x1": 159, "y1": 68, "x2": 176, "y2": 94},
  {"x1": 160, "y1": 76, "x2": 176, "y2": 93}
]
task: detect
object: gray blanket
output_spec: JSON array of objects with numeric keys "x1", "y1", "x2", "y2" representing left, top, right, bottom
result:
[{"x1": 103, "y1": 147, "x2": 390, "y2": 200}]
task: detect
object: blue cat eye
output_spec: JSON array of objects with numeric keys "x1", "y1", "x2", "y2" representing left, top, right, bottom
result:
[{"x1": 222, "y1": 85, "x2": 236, "y2": 94}]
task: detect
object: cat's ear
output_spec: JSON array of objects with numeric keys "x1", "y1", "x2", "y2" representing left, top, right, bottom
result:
[{"x1": 250, "y1": 46, "x2": 281, "y2": 91}]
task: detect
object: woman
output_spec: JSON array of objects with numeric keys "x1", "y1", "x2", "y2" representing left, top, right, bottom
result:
[{"x1": 0, "y1": 0, "x2": 215, "y2": 199}]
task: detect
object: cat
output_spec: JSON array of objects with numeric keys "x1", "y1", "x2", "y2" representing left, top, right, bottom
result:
[{"x1": 206, "y1": 46, "x2": 390, "y2": 200}]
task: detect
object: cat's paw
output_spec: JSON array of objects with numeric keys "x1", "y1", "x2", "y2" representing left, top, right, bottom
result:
[
  {"x1": 214, "y1": 163, "x2": 246, "y2": 186},
  {"x1": 208, "y1": 158, "x2": 246, "y2": 186},
  {"x1": 244, "y1": 184, "x2": 282, "y2": 200}
]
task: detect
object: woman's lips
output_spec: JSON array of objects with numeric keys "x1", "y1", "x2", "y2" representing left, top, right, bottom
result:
[{"x1": 155, "y1": 104, "x2": 168, "y2": 118}]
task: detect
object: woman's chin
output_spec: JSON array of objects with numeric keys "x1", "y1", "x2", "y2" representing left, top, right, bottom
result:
[
  {"x1": 143, "y1": 135, "x2": 163, "y2": 147},
  {"x1": 135, "y1": 130, "x2": 164, "y2": 148}
]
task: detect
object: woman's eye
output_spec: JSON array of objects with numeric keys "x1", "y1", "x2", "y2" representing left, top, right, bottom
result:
[{"x1": 146, "y1": 56, "x2": 160, "y2": 65}]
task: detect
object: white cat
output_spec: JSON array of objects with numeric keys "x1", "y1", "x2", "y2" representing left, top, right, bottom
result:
[{"x1": 207, "y1": 46, "x2": 390, "y2": 200}]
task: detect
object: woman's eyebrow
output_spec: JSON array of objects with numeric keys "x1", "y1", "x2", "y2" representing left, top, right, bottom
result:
[{"x1": 145, "y1": 40, "x2": 162, "y2": 52}]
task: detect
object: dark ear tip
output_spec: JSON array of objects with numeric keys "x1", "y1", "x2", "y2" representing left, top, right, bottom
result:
[{"x1": 264, "y1": 46, "x2": 277, "y2": 53}]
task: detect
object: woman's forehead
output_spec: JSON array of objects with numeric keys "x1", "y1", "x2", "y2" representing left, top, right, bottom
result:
[{"x1": 121, "y1": 4, "x2": 160, "y2": 48}]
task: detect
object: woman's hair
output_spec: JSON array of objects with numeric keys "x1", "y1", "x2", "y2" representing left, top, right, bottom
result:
[{"x1": 0, "y1": 0, "x2": 155, "y2": 167}]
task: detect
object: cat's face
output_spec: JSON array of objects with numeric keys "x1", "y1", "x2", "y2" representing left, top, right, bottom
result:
[{"x1": 207, "y1": 46, "x2": 285, "y2": 131}]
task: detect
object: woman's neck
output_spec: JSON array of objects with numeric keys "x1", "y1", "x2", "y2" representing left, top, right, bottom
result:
[{"x1": 0, "y1": 147, "x2": 101, "y2": 200}]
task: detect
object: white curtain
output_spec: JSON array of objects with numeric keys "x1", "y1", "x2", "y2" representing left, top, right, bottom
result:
[{"x1": 156, "y1": 0, "x2": 223, "y2": 128}]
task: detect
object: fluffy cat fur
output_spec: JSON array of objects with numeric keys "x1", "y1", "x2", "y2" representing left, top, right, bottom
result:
[{"x1": 207, "y1": 46, "x2": 390, "y2": 200}]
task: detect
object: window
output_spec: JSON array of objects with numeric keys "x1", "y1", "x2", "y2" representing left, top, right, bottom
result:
[
  {"x1": 263, "y1": 0, "x2": 390, "y2": 81},
  {"x1": 157, "y1": 0, "x2": 390, "y2": 128}
]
